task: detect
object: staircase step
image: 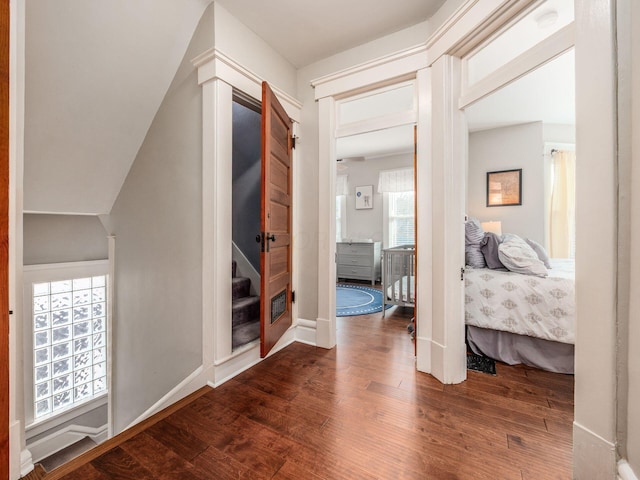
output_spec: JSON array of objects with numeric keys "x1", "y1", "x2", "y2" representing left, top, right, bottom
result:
[
  {"x1": 232, "y1": 295, "x2": 260, "y2": 327},
  {"x1": 232, "y1": 320, "x2": 261, "y2": 349},
  {"x1": 232, "y1": 276, "x2": 251, "y2": 300},
  {"x1": 232, "y1": 260, "x2": 237, "y2": 278}
]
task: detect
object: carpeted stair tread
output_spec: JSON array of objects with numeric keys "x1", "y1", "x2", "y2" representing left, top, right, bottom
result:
[
  {"x1": 232, "y1": 276, "x2": 251, "y2": 300},
  {"x1": 232, "y1": 295, "x2": 260, "y2": 327},
  {"x1": 232, "y1": 320, "x2": 261, "y2": 349},
  {"x1": 232, "y1": 260, "x2": 237, "y2": 278}
]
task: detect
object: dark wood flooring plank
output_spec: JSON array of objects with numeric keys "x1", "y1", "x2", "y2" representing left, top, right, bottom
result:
[{"x1": 41, "y1": 307, "x2": 573, "y2": 480}]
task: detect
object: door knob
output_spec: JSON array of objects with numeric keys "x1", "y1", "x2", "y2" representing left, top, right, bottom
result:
[
  {"x1": 266, "y1": 234, "x2": 276, "y2": 242},
  {"x1": 255, "y1": 234, "x2": 262, "y2": 243}
]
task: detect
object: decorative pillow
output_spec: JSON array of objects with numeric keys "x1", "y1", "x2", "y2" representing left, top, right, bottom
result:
[
  {"x1": 498, "y1": 234, "x2": 548, "y2": 277},
  {"x1": 465, "y1": 218, "x2": 486, "y2": 268},
  {"x1": 526, "y1": 238, "x2": 552, "y2": 268},
  {"x1": 480, "y1": 232, "x2": 507, "y2": 270}
]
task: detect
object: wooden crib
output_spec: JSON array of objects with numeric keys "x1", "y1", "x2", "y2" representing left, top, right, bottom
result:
[{"x1": 382, "y1": 245, "x2": 416, "y2": 317}]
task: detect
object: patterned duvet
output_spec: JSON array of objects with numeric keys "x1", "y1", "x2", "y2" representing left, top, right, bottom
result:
[{"x1": 465, "y1": 259, "x2": 575, "y2": 344}]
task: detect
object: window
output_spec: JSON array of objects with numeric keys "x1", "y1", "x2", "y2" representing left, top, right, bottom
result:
[
  {"x1": 25, "y1": 261, "x2": 109, "y2": 426},
  {"x1": 336, "y1": 195, "x2": 346, "y2": 242},
  {"x1": 388, "y1": 191, "x2": 415, "y2": 247},
  {"x1": 548, "y1": 148, "x2": 576, "y2": 258},
  {"x1": 378, "y1": 167, "x2": 415, "y2": 248}
]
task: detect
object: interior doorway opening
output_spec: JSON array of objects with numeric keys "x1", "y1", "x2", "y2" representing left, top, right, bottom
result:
[{"x1": 231, "y1": 92, "x2": 262, "y2": 351}]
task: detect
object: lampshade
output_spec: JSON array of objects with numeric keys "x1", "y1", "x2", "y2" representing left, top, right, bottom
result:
[{"x1": 481, "y1": 221, "x2": 502, "y2": 235}]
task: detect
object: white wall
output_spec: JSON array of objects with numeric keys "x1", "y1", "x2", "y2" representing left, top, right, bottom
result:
[
  {"x1": 340, "y1": 154, "x2": 413, "y2": 245},
  {"x1": 104, "y1": 7, "x2": 215, "y2": 434},
  {"x1": 23, "y1": 214, "x2": 107, "y2": 265},
  {"x1": 467, "y1": 122, "x2": 544, "y2": 244}
]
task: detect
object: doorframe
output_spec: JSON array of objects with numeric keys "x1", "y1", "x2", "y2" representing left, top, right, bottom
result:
[{"x1": 193, "y1": 48, "x2": 302, "y2": 384}]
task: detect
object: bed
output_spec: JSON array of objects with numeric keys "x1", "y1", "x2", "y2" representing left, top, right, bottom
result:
[
  {"x1": 463, "y1": 219, "x2": 575, "y2": 374},
  {"x1": 382, "y1": 245, "x2": 415, "y2": 317},
  {"x1": 465, "y1": 258, "x2": 575, "y2": 374}
]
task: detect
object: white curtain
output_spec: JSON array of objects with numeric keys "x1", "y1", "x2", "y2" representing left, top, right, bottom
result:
[
  {"x1": 378, "y1": 168, "x2": 414, "y2": 193},
  {"x1": 336, "y1": 174, "x2": 349, "y2": 196},
  {"x1": 549, "y1": 150, "x2": 576, "y2": 258}
]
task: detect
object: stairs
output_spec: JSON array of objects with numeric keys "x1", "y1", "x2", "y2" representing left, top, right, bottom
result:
[{"x1": 232, "y1": 260, "x2": 261, "y2": 349}]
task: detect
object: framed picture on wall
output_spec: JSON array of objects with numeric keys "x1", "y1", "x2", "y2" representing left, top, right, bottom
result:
[
  {"x1": 486, "y1": 169, "x2": 522, "y2": 207},
  {"x1": 355, "y1": 185, "x2": 373, "y2": 209}
]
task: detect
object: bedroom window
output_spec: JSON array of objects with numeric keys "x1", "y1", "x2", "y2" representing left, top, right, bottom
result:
[
  {"x1": 24, "y1": 261, "x2": 109, "y2": 426},
  {"x1": 336, "y1": 174, "x2": 349, "y2": 242},
  {"x1": 379, "y1": 167, "x2": 415, "y2": 247},
  {"x1": 388, "y1": 191, "x2": 415, "y2": 247},
  {"x1": 549, "y1": 148, "x2": 576, "y2": 258}
]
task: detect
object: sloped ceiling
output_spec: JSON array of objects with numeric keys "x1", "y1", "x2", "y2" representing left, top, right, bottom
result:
[
  {"x1": 24, "y1": 0, "x2": 213, "y2": 214},
  {"x1": 24, "y1": 0, "x2": 447, "y2": 214}
]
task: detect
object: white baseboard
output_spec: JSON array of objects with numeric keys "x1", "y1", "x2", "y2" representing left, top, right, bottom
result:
[
  {"x1": 125, "y1": 365, "x2": 210, "y2": 431},
  {"x1": 573, "y1": 421, "x2": 616, "y2": 478},
  {"x1": 210, "y1": 344, "x2": 262, "y2": 387},
  {"x1": 315, "y1": 317, "x2": 335, "y2": 349},
  {"x1": 295, "y1": 318, "x2": 317, "y2": 346},
  {"x1": 415, "y1": 335, "x2": 431, "y2": 373},
  {"x1": 19, "y1": 446, "x2": 33, "y2": 479},
  {"x1": 619, "y1": 460, "x2": 639, "y2": 480},
  {"x1": 27, "y1": 424, "x2": 108, "y2": 464}
]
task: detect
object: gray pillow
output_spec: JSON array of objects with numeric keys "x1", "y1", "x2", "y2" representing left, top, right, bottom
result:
[
  {"x1": 465, "y1": 218, "x2": 486, "y2": 268},
  {"x1": 498, "y1": 235, "x2": 548, "y2": 277},
  {"x1": 526, "y1": 238, "x2": 552, "y2": 268},
  {"x1": 480, "y1": 232, "x2": 507, "y2": 270}
]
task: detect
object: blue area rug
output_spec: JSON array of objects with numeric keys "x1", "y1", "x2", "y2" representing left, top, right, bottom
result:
[{"x1": 336, "y1": 284, "x2": 391, "y2": 317}]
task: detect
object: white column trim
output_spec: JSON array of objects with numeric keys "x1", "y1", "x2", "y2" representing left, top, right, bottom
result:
[{"x1": 316, "y1": 96, "x2": 337, "y2": 349}]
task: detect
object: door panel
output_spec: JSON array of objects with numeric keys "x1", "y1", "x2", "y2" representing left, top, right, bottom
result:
[{"x1": 260, "y1": 81, "x2": 293, "y2": 357}]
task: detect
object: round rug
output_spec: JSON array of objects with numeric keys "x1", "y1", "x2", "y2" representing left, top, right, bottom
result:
[{"x1": 336, "y1": 284, "x2": 391, "y2": 316}]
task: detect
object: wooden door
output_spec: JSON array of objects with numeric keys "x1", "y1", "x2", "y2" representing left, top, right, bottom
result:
[
  {"x1": 0, "y1": 0, "x2": 9, "y2": 476},
  {"x1": 260, "y1": 82, "x2": 293, "y2": 357}
]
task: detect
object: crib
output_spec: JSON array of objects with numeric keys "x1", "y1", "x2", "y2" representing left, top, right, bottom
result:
[{"x1": 382, "y1": 245, "x2": 416, "y2": 317}]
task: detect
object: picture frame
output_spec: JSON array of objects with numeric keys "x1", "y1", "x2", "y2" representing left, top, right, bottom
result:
[
  {"x1": 355, "y1": 185, "x2": 373, "y2": 209},
  {"x1": 486, "y1": 169, "x2": 522, "y2": 207}
]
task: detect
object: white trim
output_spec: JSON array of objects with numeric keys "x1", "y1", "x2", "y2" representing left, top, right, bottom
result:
[
  {"x1": 618, "y1": 459, "x2": 638, "y2": 480},
  {"x1": 336, "y1": 111, "x2": 418, "y2": 139},
  {"x1": 20, "y1": 448, "x2": 33, "y2": 479},
  {"x1": 192, "y1": 47, "x2": 301, "y2": 122},
  {"x1": 27, "y1": 423, "x2": 108, "y2": 464},
  {"x1": 106, "y1": 236, "x2": 115, "y2": 440},
  {"x1": 311, "y1": 46, "x2": 427, "y2": 100},
  {"x1": 572, "y1": 421, "x2": 617, "y2": 478},
  {"x1": 459, "y1": 22, "x2": 575, "y2": 109},
  {"x1": 295, "y1": 318, "x2": 317, "y2": 346},
  {"x1": 26, "y1": 395, "x2": 107, "y2": 438},
  {"x1": 619, "y1": 460, "x2": 639, "y2": 480}
]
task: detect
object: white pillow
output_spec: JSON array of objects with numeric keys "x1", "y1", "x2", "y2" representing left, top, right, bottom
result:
[{"x1": 498, "y1": 235, "x2": 548, "y2": 277}]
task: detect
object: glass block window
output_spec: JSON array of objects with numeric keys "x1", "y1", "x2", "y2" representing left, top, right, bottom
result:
[{"x1": 32, "y1": 275, "x2": 107, "y2": 419}]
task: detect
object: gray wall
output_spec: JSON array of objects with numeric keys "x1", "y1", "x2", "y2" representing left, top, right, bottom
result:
[
  {"x1": 340, "y1": 154, "x2": 413, "y2": 247},
  {"x1": 23, "y1": 214, "x2": 108, "y2": 265},
  {"x1": 104, "y1": 5, "x2": 214, "y2": 434},
  {"x1": 467, "y1": 122, "x2": 545, "y2": 244},
  {"x1": 232, "y1": 101, "x2": 261, "y2": 272}
]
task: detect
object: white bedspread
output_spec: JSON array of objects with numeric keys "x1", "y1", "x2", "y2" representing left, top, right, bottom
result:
[{"x1": 465, "y1": 259, "x2": 575, "y2": 344}]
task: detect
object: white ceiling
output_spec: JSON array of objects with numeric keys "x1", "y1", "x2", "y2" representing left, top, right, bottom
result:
[
  {"x1": 23, "y1": 0, "x2": 446, "y2": 214},
  {"x1": 214, "y1": 0, "x2": 447, "y2": 68}
]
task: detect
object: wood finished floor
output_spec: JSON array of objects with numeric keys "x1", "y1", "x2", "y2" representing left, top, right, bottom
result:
[{"x1": 40, "y1": 307, "x2": 574, "y2": 479}]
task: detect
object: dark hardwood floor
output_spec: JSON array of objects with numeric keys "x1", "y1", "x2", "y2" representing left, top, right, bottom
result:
[{"x1": 39, "y1": 306, "x2": 574, "y2": 479}]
